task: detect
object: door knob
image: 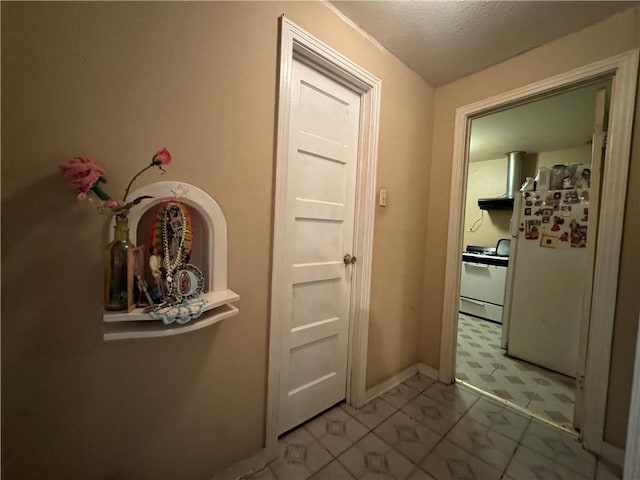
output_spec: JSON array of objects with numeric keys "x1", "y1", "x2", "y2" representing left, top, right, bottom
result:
[{"x1": 343, "y1": 253, "x2": 357, "y2": 265}]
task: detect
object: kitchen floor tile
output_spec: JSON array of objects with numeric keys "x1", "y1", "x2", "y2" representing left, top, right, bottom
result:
[
  {"x1": 403, "y1": 374, "x2": 436, "y2": 393},
  {"x1": 464, "y1": 397, "x2": 530, "y2": 442},
  {"x1": 443, "y1": 416, "x2": 517, "y2": 471},
  {"x1": 519, "y1": 419, "x2": 596, "y2": 479},
  {"x1": 421, "y1": 439, "x2": 503, "y2": 480},
  {"x1": 505, "y1": 444, "x2": 592, "y2": 480},
  {"x1": 270, "y1": 426, "x2": 333, "y2": 480},
  {"x1": 337, "y1": 433, "x2": 415, "y2": 480},
  {"x1": 382, "y1": 383, "x2": 422, "y2": 409},
  {"x1": 373, "y1": 411, "x2": 442, "y2": 464},
  {"x1": 342, "y1": 398, "x2": 398, "y2": 430},
  {"x1": 306, "y1": 405, "x2": 369, "y2": 456},
  {"x1": 455, "y1": 314, "x2": 577, "y2": 432},
  {"x1": 401, "y1": 394, "x2": 463, "y2": 436},
  {"x1": 309, "y1": 460, "x2": 356, "y2": 480},
  {"x1": 422, "y1": 382, "x2": 480, "y2": 415},
  {"x1": 406, "y1": 467, "x2": 437, "y2": 480}
]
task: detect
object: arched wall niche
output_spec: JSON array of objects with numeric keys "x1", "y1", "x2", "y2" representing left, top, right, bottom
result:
[{"x1": 104, "y1": 181, "x2": 239, "y2": 341}]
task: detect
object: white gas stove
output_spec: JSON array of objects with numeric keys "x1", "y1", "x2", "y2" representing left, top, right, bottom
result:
[{"x1": 459, "y1": 242, "x2": 510, "y2": 324}]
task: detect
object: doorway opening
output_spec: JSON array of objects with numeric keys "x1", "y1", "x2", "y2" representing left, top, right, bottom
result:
[
  {"x1": 439, "y1": 50, "x2": 638, "y2": 457},
  {"x1": 455, "y1": 79, "x2": 612, "y2": 432}
]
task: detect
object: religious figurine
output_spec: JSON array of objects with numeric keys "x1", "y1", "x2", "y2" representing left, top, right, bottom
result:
[{"x1": 149, "y1": 246, "x2": 163, "y2": 297}]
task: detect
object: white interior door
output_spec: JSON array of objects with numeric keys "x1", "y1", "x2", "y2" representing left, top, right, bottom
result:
[
  {"x1": 574, "y1": 87, "x2": 608, "y2": 430},
  {"x1": 277, "y1": 58, "x2": 361, "y2": 434}
]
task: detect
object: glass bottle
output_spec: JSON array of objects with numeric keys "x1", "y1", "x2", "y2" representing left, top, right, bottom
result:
[{"x1": 104, "y1": 214, "x2": 134, "y2": 311}]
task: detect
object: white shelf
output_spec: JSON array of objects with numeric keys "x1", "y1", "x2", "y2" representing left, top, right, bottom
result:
[
  {"x1": 103, "y1": 302, "x2": 239, "y2": 341},
  {"x1": 103, "y1": 289, "x2": 239, "y2": 322}
]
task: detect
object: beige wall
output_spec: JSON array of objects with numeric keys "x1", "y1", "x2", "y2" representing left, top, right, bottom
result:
[
  {"x1": 1, "y1": 2, "x2": 434, "y2": 478},
  {"x1": 420, "y1": 6, "x2": 640, "y2": 447}
]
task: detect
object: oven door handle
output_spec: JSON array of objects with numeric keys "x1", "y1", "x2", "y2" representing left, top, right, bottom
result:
[
  {"x1": 461, "y1": 297, "x2": 486, "y2": 306},
  {"x1": 462, "y1": 261, "x2": 491, "y2": 268}
]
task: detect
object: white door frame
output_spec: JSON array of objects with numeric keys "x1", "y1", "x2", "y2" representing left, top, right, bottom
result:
[
  {"x1": 438, "y1": 50, "x2": 638, "y2": 456},
  {"x1": 624, "y1": 313, "x2": 640, "y2": 478},
  {"x1": 265, "y1": 17, "x2": 381, "y2": 460}
]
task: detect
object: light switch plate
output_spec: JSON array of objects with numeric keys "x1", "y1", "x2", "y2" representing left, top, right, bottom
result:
[{"x1": 379, "y1": 188, "x2": 387, "y2": 207}]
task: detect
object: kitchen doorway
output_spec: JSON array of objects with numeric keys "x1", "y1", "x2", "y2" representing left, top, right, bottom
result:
[
  {"x1": 439, "y1": 50, "x2": 638, "y2": 457},
  {"x1": 455, "y1": 80, "x2": 610, "y2": 431}
]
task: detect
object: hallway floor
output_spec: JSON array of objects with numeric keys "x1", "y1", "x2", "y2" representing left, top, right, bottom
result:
[
  {"x1": 456, "y1": 314, "x2": 575, "y2": 429},
  {"x1": 247, "y1": 375, "x2": 619, "y2": 480}
]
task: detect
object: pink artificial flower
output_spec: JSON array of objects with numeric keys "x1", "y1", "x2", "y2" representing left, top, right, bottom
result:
[
  {"x1": 60, "y1": 156, "x2": 106, "y2": 195},
  {"x1": 152, "y1": 148, "x2": 171, "y2": 166}
]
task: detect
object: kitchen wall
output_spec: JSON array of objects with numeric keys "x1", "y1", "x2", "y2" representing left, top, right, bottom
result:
[
  {"x1": 421, "y1": 5, "x2": 640, "y2": 448},
  {"x1": 463, "y1": 157, "x2": 512, "y2": 249},
  {"x1": 1, "y1": 2, "x2": 434, "y2": 478},
  {"x1": 463, "y1": 145, "x2": 591, "y2": 249}
]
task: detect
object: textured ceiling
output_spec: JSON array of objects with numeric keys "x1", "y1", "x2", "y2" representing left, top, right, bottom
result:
[{"x1": 330, "y1": 1, "x2": 637, "y2": 86}]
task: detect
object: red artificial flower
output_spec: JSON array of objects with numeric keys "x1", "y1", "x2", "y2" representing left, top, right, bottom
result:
[{"x1": 152, "y1": 148, "x2": 172, "y2": 166}]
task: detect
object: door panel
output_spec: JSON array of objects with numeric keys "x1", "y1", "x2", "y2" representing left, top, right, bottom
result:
[
  {"x1": 278, "y1": 59, "x2": 361, "y2": 434},
  {"x1": 292, "y1": 280, "x2": 341, "y2": 329}
]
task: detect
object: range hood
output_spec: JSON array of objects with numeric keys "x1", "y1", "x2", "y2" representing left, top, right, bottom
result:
[{"x1": 478, "y1": 151, "x2": 525, "y2": 210}]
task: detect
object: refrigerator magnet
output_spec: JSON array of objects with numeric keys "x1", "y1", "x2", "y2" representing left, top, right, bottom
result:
[
  {"x1": 540, "y1": 234, "x2": 559, "y2": 248},
  {"x1": 559, "y1": 232, "x2": 569, "y2": 242},
  {"x1": 553, "y1": 216, "x2": 565, "y2": 226},
  {"x1": 561, "y1": 205, "x2": 571, "y2": 217},
  {"x1": 542, "y1": 215, "x2": 550, "y2": 223},
  {"x1": 525, "y1": 220, "x2": 539, "y2": 240},
  {"x1": 571, "y1": 225, "x2": 588, "y2": 248},
  {"x1": 534, "y1": 200, "x2": 542, "y2": 206},
  {"x1": 524, "y1": 207, "x2": 532, "y2": 216},
  {"x1": 565, "y1": 190, "x2": 579, "y2": 204},
  {"x1": 525, "y1": 200, "x2": 533, "y2": 207},
  {"x1": 551, "y1": 224, "x2": 560, "y2": 232},
  {"x1": 553, "y1": 192, "x2": 562, "y2": 200}
]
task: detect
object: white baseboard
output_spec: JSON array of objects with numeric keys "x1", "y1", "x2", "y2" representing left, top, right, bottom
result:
[
  {"x1": 602, "y1": 441, "x2": 625, "y2": 468},
  {"x1": 363, "y1": 364, "x2": 420, "y2": 403},
  {"x1": 211, "y1": 448, "x2": 266, "y2": 480},
  {"x1": 362, "y1": 363, "x2": 441, "y2": 404},
  {"x1": 417, "y1": 362, "x2": 439, "y2": 381}
]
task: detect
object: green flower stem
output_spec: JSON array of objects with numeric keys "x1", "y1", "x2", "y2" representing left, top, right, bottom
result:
[
  {"x1": 91, "y1": 177, "x2": 111, "y2": 201},
  {"x1": 122, "y1": 163, "x2": 153, "y2": 202}
]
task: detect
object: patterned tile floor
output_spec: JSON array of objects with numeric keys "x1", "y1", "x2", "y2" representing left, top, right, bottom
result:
[
  {"x1": 456, "y1": 314, "x2": 576, "y2": 429},
  {"x1": 246, "y1": 376, "x2": 620, "y2": 480}
]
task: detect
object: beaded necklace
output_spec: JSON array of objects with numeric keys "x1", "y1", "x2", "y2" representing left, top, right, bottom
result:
[{"x1": 162, "y1": 203, "x2": 186, "y2": 290}]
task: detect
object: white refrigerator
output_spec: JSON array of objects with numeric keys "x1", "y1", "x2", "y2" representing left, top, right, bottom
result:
[{"x1": 505, "y1": 188, "x2": 590, "y2": 378}]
